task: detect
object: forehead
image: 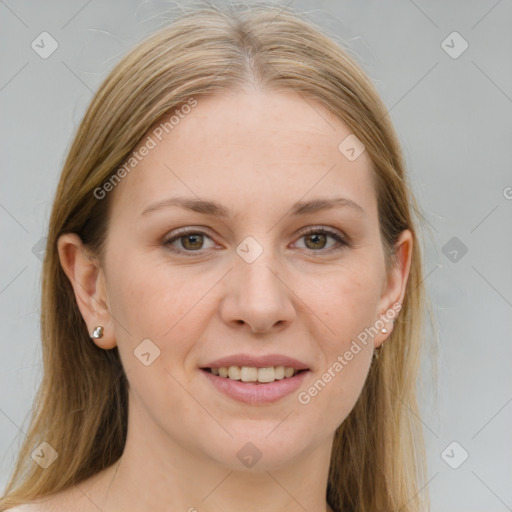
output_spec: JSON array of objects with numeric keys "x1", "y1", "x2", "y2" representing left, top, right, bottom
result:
[{"x1": 109, "y1": 89, "x2": 376, "y2": 222}]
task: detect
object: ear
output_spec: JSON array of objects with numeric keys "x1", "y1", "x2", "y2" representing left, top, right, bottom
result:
[
  {"x1": 374, "y1": 229, "x2": 413, "y2": 348},
  {"x1": 57, "y1": 233, "x2": 117, "y2": 349}
]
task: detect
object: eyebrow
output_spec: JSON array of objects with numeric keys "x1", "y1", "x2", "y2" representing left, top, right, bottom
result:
[{"x1": 140, "y1": 195, "x2": 365, "y2": 217}]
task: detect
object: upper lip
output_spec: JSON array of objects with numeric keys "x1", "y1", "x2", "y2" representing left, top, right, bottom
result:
[{"x1": 201, "y1": 353, "x2": 310, "y2": 370}]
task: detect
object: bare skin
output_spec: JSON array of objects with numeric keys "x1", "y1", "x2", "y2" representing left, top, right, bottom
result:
[{"x1": 21, "y1": 88, "x2": 412, "y2": 511}]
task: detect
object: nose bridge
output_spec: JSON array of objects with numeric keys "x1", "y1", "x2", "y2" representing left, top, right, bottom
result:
[
  {"x1": 221, "y1": 232, "x2": 295, "y2": 332},
  {"x1": 235, "y1": 233, "x2": 282, "y2": 299}
]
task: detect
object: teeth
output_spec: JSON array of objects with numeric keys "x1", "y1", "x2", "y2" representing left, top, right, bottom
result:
[
  {"x1": 284, "y1": 367, "x2": 294, "y2": 378},
  {"x1": 240, "y1": 367, "x2": 258, "y2": 382},
  {"x1": 257, "y1": 367, "x2": 275, "y2": 383},
  {"x1": 228, "y1": 366, "x2": 241, "y2": 380},
  {"x1": 209, "y1": 365, "x2": 300, "y2": 383},
  {"x1": 274, "y1": 366, "x2": 285, "y2": 380}
]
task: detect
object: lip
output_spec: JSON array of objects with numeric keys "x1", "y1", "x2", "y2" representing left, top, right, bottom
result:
[
  {"x1": 201, "y1": 353, "x2": 310, "y2": 370},
  {"x1": 201, "y1": 368, "x2": 310, "y2": 404}
]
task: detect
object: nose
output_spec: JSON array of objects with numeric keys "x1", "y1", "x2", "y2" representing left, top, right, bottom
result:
[{"x1": 219, "y1": 250, "x2": 296, "y2": 335}]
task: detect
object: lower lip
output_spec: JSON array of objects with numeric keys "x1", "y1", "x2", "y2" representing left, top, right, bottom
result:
[{"x1": 200, "y1": 369, "x2": 310, "y2": 404}]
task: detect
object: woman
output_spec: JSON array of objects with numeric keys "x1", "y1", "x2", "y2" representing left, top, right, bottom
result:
[{"x1": 1, "y1": 3, "x2": 435, "y2": 511}]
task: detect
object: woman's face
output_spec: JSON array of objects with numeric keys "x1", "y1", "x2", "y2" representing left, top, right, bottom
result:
[{"x1": 84, "y1": 89, "x2": 411, "y2": 469}]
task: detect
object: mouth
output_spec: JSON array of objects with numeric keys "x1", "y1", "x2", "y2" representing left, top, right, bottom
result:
[
  {"x1": 198, "y1": 354, "x2": 311, "y2": 403},
  {"x1": 201, "y1": 366, "x2": 307, "y2": 384},
  {"x1": 200, "y1": 365, "x2": 310, "y2": 404}
]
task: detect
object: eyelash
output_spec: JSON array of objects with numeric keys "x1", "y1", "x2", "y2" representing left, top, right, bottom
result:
[{"x1": 162, "y1": 226, "x2": 349, "y2": 256}]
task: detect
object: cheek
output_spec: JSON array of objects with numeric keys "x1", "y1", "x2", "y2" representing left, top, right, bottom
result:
[
  {"x1": 292, "y1": 263, "x2": 379, "y2": 422},
  {"x1": 298, "y1": 348, "x2": 373, "y2": 433},
  {"x1": 296, "y1": 272, "x2": 376, "y2": 425},
  {"x1": 104, "y1": 255, "x2": 207, "y2": 413},
  {"x1": 298, "y1": 260, "x2": 381, "y2": 347},
  {"x1": 105, "y1": 251, "x2": 216, "y2": 367}
]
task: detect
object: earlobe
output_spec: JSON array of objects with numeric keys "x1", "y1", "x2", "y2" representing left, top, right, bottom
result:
[{"x1": 57, "y1": 233, "x2": 117, "y2": 349}]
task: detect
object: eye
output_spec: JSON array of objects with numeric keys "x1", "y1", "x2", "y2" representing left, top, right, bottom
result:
[
  {"x1": 163, "y1": 226, "x2": 349, "y2": 256},
  {"x1": 163, "y1": 228, "x2": 217, "y2": 255},
  {"x1": 293, "y1": 227, "x2": 348, "y2": 254}
]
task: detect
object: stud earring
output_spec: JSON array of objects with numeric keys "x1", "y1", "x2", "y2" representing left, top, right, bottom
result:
[
  {"x1": 380, "y1": 327, "x2": 388, "y2": 334},
  {"x1": 90, "y1": 326, "x2": 104, "y2": 339}
]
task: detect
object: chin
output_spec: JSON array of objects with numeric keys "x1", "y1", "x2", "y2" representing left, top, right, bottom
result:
[{"x1": 204, "y1": 426, "x2": 316, "y2": 471}]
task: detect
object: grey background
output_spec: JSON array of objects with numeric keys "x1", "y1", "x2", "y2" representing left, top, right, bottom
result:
[{"x1": 1, "y1": 1, "x2": 511, "y2": 510}]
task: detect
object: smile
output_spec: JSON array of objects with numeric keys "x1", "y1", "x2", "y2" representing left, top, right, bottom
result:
[
  {"x1": 200, "y1": 367, "x2": 310, "y2": 404},
  {"x1": 204, "y1": 365, "x2": 304, "y2": 383}
]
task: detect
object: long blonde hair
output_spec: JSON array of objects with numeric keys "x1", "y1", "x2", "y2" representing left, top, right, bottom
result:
[{"x1": 1, "y1": 3, "x2": 436, "y2": 511}]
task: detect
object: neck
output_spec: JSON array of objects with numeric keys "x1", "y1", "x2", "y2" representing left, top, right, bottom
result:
[{"x1": 82, "y1": 395, "x2": 335, "y2": 512}]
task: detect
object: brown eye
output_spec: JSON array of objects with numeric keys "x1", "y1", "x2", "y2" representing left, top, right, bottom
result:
[
  {"x1": 304, "y1": 232, "x2": 328, "y2": 250},
  {"x1": 180, "y1": 233, "x2": 204, "y2": 250},
  {"x1": 163, "y1": 226, "x2": 348, "y2": 256},
  {"x1": 295, "y1": 228, "x2": 348, "y2": 254},
  {"x1": 164, "y1": 229, "x2": 215, "y2": 254}
]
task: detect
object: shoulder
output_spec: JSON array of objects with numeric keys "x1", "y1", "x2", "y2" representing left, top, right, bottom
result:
[
  {"x1": 3, "y1": 501, "x2": 54, "y2": 511},
  {"x1": 3, "y1": 505, "x2": 42, "y2": 511},
  {"x1": 3, "y1": 505, "x2": 45, "y2": 512},
  {"x1": 3, "y1": 489, "x2": 78, "y2": 512},
  {"x1": 3, "y1": 464, "x2": 116, "y2": 512}
]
